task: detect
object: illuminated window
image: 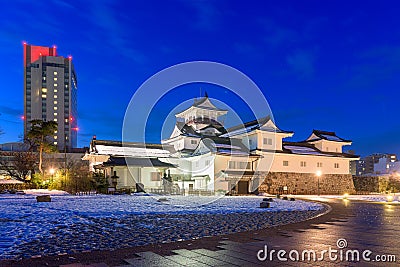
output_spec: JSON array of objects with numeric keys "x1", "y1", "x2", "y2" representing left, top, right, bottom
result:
[
  {"x1": 54, "y1": 136, "x2": 57, "y2": 139},
  {"x1": 54, "y1": 101, "x2": 58, "y2": 104},
  {"x1": 54, "y1": 95, "x2": 58, "y2": 99},
  {"x1": 65, "y1": 119, "x2": 68, "y2": 123},
  {"x1": 54, "y1": 141, "x2": 57, "y2": 145},
  {"x1": 42, "y1": 94, "x2": 47, "y2": 98},
  {"x1": 54, "y1": 89, "x2": 58, "y2": 93},
  {"x1": 54, "y1": 107, "x2": 57, "y2": 110},
  {"x1": 55, "y1": 131, "x2": 58, "y2": 134},
  {"x1": 54, "y1": 84, "x2": 58, "y2": 87},
  {"x1": 42, "y1": 88, "x2": 47, "y2": 93},
  {"x1": 54, "y1": 118, "x2": 57, "y2": 122},
  {"x1": 54, "y1": 77, "x2": 57, "y2": 81},
  {"x1": 54, "y1": 71, "x2": 57, "y2": 75},
  {"x1": 54, "y1": 113, "x2": 57, "y2": 116},
  {"x1": 43, "y1": 77, "x2": 46, "y2": 81}
]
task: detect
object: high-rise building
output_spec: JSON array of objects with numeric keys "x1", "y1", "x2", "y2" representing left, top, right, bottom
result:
[{"x1": 23, "y1": 43, "x2": 78, "y2": 151}]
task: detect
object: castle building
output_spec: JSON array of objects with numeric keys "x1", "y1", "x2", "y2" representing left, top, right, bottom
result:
[{"x1": 87, "y1": 95, "x2": 359, "y2": 194}]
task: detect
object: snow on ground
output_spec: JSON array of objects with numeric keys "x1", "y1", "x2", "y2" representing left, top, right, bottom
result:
[
  {"x1": 23, "y1": 189, "x2": 70, "y2": 196},
  {"x1": 0, "y1": 194, "x2": 324, "y2": 259}
]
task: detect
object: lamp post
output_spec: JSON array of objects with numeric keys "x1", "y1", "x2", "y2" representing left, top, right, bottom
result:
[
  {"x1": 316, "y1": 170, "x2": 322, "y2": 196},
  {"x1": 111, "y1": 171, "x2": 119, "y2": 193},
  {"x1": 49, "y1": 168, "x2": 55, "y2": 183}
]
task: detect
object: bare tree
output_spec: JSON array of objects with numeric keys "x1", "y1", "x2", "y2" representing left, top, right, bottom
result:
[{"x1": 0, "y1": 151, "x2": 37, "y2": 182}]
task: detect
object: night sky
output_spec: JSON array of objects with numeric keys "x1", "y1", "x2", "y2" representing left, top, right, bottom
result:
[{"x1": 0, "y1": 0, "x2": 399, "y2": 157}]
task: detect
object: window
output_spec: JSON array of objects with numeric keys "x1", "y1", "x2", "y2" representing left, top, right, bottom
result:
[
  {"x1": 334, "y1": 163, "x2": 339, "y2": 168},
  {"x1": 317, "y1": 162, "x2": 323, "y2": 167},
  {"x1": 54, "y1": 141, "x2": 57, "y2": 145},
  {"x1": 54, "y1": 83, "x2": 58, "y2": 87},
  {"x1": 228, "y1": 161, "x2": 236, "y2": 169},
  {"x1": 151, "y1": 172, "x2": 161, "y2": 181},
  {"x1": 54, "y1": 136, "x2": 57, "y2": 139},
  {"x1": 263, "y1": 138, "x2": 272, "y2": 145},
  {"x1": 65, "y1": 119, "x2": 69, "y2": 123},
  {"x1": 54, "y1": 71, "x2": 58, "y2": 75},
  {"x1": 42, "y1": 94, "x2": 47, "y2": 98},
  {"x1": 335, "y1": 148, "x2": 338, "y2": 152},
  {"x1": 41, "y1": 88, "x2": 47, "y2": 93},
  {"x1": 300, "y1": 161, "x2": 306, "y2": 167},
  {"x1": 54, "y1": 89, "x2": 58, "y2": 93},
  {"x1": 54, "y1": 77, "x2": 57, "y2": 81},
  {"x1": 54, "y1": 101, "x2": 58, "y2": 105},
  {"x1": 54, "y1": 107, "x2": 57, "y2": 110},
  {"x1": 205, "y1": 159, "x2": 211, "y2": 166},
  {"x1": 54, "y1": 118, "x2": 57, "y2": 122},
  {"x1": 191, "y1": 140, "x2": 197, "y2": 145},
  {"x1": 326, "y1": 147, "x2": 329, "y2": 151},
  {"x1": 53, "y1": 112, "x2": 57, "y2": 116},
  {"x1": 54, "y1": 95, "x2": 57, "y2": 98},
  {"x1": 239, "y1": 162, "x2": 249, "y2": 169},
  {"x1": 283, "y1": 160, "x2": 289, "y2": 166}
]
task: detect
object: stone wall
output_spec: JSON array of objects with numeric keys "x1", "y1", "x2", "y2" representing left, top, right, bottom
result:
[
  {"x1": 256, "y1": 172, "x2": 355, "y2": 195},
  {"x1": 353, "y1": 176, "x2": 400, "y2": 193}
]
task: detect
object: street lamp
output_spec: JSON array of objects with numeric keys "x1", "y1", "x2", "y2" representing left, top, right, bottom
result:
[
  {"x1": 316, "y1": 170, "x2": 322, "y2": 196},
  {"x1": 111, "y1": 171, "x2": 119, "y2": 193},
  {"x1": 49, "y1": 168, "x2": 55, "y2": 183}
]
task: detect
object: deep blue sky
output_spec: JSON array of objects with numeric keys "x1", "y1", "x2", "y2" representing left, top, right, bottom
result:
[{"x1": 0, "y1": 0, "x2": 399, "y2": 157}]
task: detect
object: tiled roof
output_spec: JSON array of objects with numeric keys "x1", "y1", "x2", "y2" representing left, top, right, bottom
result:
[{"x1": 307, "y1": 130, "x2": 352, "y2": 143}]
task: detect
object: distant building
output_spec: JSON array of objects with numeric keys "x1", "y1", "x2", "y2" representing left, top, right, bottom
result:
[
  {"x1": 362, "y1": 153, "x2": 397, "y2": 174},
  {"x1": 0, "y1": 141, "x2": 87, "y2": 180},
  {"x1": 350, "y1": 159, "x2": 366, "y2": 176},
  {"x1": 23, "y1": 43, "x2": 78, "y2": 151}
]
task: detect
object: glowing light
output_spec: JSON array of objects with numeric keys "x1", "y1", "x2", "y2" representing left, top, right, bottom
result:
[
  {"x1": 70, "y1": 116, "x2": 73, "y2": 122},
  {"x1": 343, "y1": 193, "x2": 349, "y2": 199},
  {"x1": 316, "y1": 170, "x2": 322, "y2": 177},
  {"x1": 49, "y1": 168, "x2": 55, "y2": 175},
  {"x1": 68, "y1": 55, "x2": 72, "y2": 60},
  {"x1": 387, "y1": 195, "x2": 394, "y2": 202},
  {"x1": 72, "y1": 127, "x2": 79, "y2": 131},
  {"x1": 21, "y1": 115, "x2": 25, "y2": 120},
  {"x1": 52, "y1": 45, "x2": 57, "y2": 49},
  {"x1": 22, "y1": 41, "x2": 27, "y2": 45}
]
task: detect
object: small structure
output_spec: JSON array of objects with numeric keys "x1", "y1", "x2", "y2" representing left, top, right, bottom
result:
[{"x1": 36, "y1": 195, "x2": 51, "y2": 202}]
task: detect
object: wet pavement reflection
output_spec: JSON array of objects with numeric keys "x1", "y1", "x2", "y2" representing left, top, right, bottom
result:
[{"x1": 121, "y1": 199, "x2": 400, "y2": 266}]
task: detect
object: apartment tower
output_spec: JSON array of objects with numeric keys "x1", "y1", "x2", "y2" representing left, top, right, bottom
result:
[{"x1": 23, "y1": 43, "x2": 77, "y2": 151}]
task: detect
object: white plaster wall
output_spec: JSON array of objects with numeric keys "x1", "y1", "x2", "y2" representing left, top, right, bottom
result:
[{"x1": 255, "y1": 152, "x2": 351, "y2": 174}]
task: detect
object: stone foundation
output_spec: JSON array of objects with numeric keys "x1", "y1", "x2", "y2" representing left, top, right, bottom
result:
[
  {"x1": 256, "y1": 172, "x2": 355, "y2": 195},
  {"x1": 353, "y1": 175, "x2": 400, "y2": 193}
]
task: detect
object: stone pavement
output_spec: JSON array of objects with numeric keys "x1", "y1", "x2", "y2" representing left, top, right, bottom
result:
[{"x1": 119, "y1": 199, "x2": 400, "y2": 266}]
